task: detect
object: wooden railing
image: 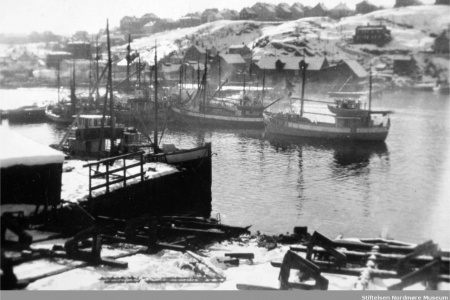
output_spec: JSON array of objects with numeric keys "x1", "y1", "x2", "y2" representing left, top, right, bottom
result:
[{"x1": 83, "y1": 151, "x2": 145, "y2": 198}]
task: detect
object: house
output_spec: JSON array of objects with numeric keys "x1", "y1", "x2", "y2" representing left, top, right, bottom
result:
[
  {"x1": 254, "y1": 56, "x2": 329, "y2": 84},
  {"x1": 180, "y1": 61, "x2": 210, "y2": 85},
  {"x1": 394, "y1": 0, "x2": 422, "y2": 7},
  {"x1": 120, "y1": 16, "x2": 143, "y2": 33},
  {"x1": 66, "y1": 41, "x2": 91, "y2": 60},
  {"x1": 356, "y1": 0, "x2": 379, "y2": 14},
  {"x1": 393, "y1": 55, "x2": 416, "y2": 75},
  {"x1": 220, "y1": 9, "x2": 239, "y2": 20},
  {"x1": 179, "y1": 16, "x2": 202, "y2": 28},
  {"x1": 276, "y1": 3, "x2": 293, "y2": 20},
  {"x1": 206, "y1": 11, "x2": 223, "y2": 23},
  {"x1": 307, "y1": 3, "x2": 329, "y2": 17},
  {"x1": 184, "y1": 44, "x2": 217, "y2": 63},
  {"x1": 239, "y1": 7, "x2": 258, "y2": 20},
  {"x1": 321, "y1": 60, "x2": 368, "y2": 85},
  {"x1": 434, "y1": 30, "x2": 450, "y2": 54},
  {"x1": 291, "y1": 3, "x2": 305, "y2": 19},
  {"x1": 201, "y1": 8, "x2": 219, "y2": 23},
  {"x1": 210, "y1": 53, "x2": 247, "y2": 84},
  {"x1": 140, "y1": 13, "x2": 159, "y2": 24},
  {"x1": 1, "y1": 127, "x2": 65, "y2": 209},
  {"x1": 329, "y1": 3, "x2": 355, "y2": 19},
  {"x1": 160, "y1": 62, "x2": 181, "y2": 84},
  {"x1": 228, "y1": 44, "x2": 252, "y2": 61},
  {"x1": 251, "y1": 2, "x2": 278, "y2": 21},
  {"x1": 46, "y1": 51, "x2": 73, "y2": 69},
  {"x1": 353, "y1": 25, "x2": 392, "y2": 46},
  {"x1": 167, "y1": 52, "x2": 184, "y2": 64}
]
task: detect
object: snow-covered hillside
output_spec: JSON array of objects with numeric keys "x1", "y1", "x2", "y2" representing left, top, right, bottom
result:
[{"x1": 122, "y1": 5, "x2": 450, "y2": 65}]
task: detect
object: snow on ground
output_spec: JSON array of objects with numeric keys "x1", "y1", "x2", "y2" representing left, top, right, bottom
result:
[
  {"x1": 17, "y1": 238, "x2": 449, "y2": 291},
  {"x1": 116, "y1": 20, "x2": 274, "y2": 65},
  {"x1": 120, "y1": 5, "x2": 449, "y2": 65},
  {"x1": 0, "y1": 127, "x2": 65, "y2": 168},
  {"x1": 61, "y1": 159, "x2": 179, "y2": 203}
]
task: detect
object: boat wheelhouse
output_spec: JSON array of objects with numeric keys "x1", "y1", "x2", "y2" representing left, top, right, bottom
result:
[{"x1": 62, "y1": 115, "x2": 124, "y2": 156}]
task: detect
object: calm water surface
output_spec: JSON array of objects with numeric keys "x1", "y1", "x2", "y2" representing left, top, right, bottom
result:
[{"x1": 1, "y1": 88, "x2": 449, "y2": 247}]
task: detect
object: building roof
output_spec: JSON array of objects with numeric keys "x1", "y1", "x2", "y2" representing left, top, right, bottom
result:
[
  {"x1": 331, "y1": 3, "x2": 353, "y2": 11},
  {"x1": 343, "y1": 60, "x2": 367, "y2": 78},
  {"x1": 189, "y1": 45, "x2": 207, "y2": 54},
  {"x1": 0, "y1": 127, "x2": 65, "y2": 169},
  {"x1": 241, "y1": 7, "x2": 257, "y2": 14},
  {"x1": 161, "y1": 63, "x2": 181, "y2": 73},
  {"x1": 229, "y1": 44, "x2": 250, "y2": 50},
  {"x1": 277, "y1": 3, "x2": 292, "y2": 13},
  {"x1": 256, "y1": 57, "x2": 327, "y2": 71},
  {"x1": 219, "y1": 54, "x2": 246, "y2": 65}
]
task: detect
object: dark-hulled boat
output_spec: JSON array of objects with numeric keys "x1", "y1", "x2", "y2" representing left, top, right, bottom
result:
[
  {"x1": 171, "y1": 57, "x2": 265, "y2": 129},
  {"x1": 264, "y1": 61, "x2": 392, "y2": 143}
]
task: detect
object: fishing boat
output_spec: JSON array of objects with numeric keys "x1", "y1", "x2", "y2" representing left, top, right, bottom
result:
[
  {"x1": 264, "y1": 60, "x2": 392, "y2": 143},
  {"x1": 117, "y1": 43, "x2": 213, "y2": 171},
  {"x1": 45, "y1": 66, "x2": 77, "y2": 124},
  {"x1": 171, "y1": 56, "x2": 265, "y2": 129}
]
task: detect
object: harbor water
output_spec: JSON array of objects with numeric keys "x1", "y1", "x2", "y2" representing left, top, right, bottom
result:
[{"x1": 1, "y1": 87, "x2": 449, "y2": 247}]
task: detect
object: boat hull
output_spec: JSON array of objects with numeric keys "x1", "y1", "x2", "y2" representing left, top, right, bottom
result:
[
  {"x1": 264, "y1": 113, "x2": 389, "y2": 142},
  {"x1": 171, "y1": 106, "x2": 263, "y2": 129},
  {"x1": 45, "y1": 110, "x2": 73, "y2": 124}
]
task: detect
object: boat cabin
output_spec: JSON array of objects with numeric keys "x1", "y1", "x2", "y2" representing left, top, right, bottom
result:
[
  {"x1": 335, "y1": 116, "x2": 372, "y2": 128},
  {"x1": 74, "y1": 115, "x2": 112, "y2": 128},
  {"x1": 66, "y1": 115, "x2": 124, "y2": 156},
  {"x1": 335, "y1": 99, "x2": 362, "y2": 110}
]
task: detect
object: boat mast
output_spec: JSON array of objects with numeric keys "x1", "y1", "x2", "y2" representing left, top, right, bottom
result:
[
  {"x1": 70, "y1": 59, "x2": 76, "y2": 113},
  {"x1": 368, "y1": 66, "x2": 372, "y2": 112},
  {"x1": 127, "y1": 34, "x2": 131, "y2": 89},
  {"x1": 218, "y1": 55, "x2": 221, "y2": 98},
  {"x1": 57, "y1": 61, "x2": 60, "y2": 103},
  {"x1": 262, "y1": 68, "x2": 266, "y2": 103},
  {"x1": 95, "y1": 36, "x2": 100, "y2": 103},
  {"x1": 106, "y1": 19, "x2": 116, "y2": 157},
  {"x1": 179, "y1": 60, "x2": 182, "y2": 100},
  {"x1": 203, "y1": 51, "x2": 207, "y2": 108},
  {"x1": 299, "y1": 59, "x2": 308, "y2": 117},
  {"x1": 197, "y1": 55, "x2": 200, "y2": 89},
  {"x1": 153, "y1": 41, "x2": 158, "y2": 153}
]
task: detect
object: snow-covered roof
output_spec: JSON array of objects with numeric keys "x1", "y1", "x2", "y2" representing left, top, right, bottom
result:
[
  {"x1": 343, "y1": 60, "x2": 368, "y2": 78},
  {"x1": 256, "y1": 57, "x2": 327, "y2": 71},
  {"x1": 219, "y1": 54, "x2": 246, "y2": 65},
  {"x1": 0, "y1": 127, "x2": 65, "y2": 169},
  {"x1": 161, "y1": 63, "x2": 181, "y2": 73}
]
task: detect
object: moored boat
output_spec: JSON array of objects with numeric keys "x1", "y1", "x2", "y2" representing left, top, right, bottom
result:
[
  {"x1": 171, "y1": 57, "x2": 265, "y2": 129},
  {"x1": 264, "y1": 60, "x2": 392, "y2": 143}
]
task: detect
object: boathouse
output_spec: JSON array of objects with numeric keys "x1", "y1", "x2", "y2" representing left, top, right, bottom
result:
[
  {"x1": 393, "y1": 55, "x2": 417, "y2": 76},
  {"x1": 0, "y1": 127, "x2": 65, "y2": 210},
  {"x1": 254, "y1": 56, "x2": 329, "y2": 84},
  {"x1": 321, "y1": 60, "x2": 368, "y2": 85},
  {"x1": 210, "y1": 53, "x2": 246, "y2": 84}
]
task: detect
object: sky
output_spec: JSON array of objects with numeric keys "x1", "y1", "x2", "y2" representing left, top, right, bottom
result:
[{"x1": 0, "y1": 0, "x2": 436, "y2": 35}]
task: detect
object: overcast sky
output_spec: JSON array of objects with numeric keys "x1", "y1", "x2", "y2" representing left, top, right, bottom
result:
[{"x1": 0, "y1": 0, "x2": 435, "y2": 35}]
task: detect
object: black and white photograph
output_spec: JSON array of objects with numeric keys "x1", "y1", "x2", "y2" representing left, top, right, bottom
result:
[{"x1": 0, "y1": 0, "x2": 449, "y2": 292}]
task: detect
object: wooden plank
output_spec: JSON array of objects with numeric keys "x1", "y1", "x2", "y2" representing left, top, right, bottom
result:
[
  {"x1": 91, "y1": 172, "x2": 144, "y2": 191},
  {"x1": 236, "y1": 284, "x2": 279, "y2": 290},
  {"x1": 83, "y1": 151, "x2": 145, "y2": 167},
  {"x1": 91, "y1": 162, "x2": 143, "y2": 178}
]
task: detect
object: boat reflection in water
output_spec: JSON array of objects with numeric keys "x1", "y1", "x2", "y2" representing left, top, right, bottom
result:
[{"x1": 264, "y1": 132, "x2": 389, "y2": 170}]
